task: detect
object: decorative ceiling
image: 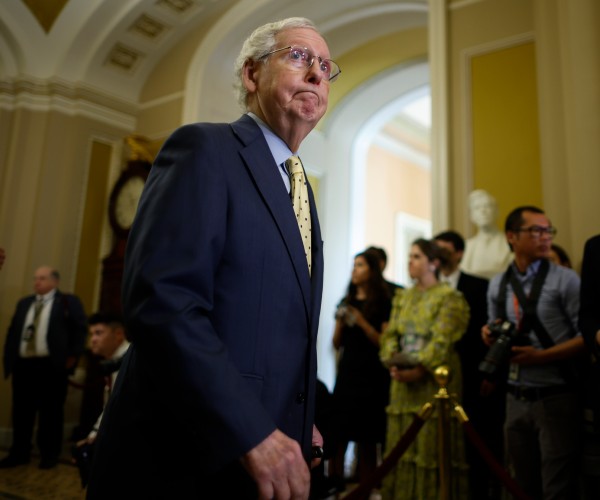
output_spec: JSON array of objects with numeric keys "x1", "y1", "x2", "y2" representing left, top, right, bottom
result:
[
  {"x1": 21, "y1": 0, "x2": 68, "y2": 33},
  {"x1": 6, "y1": 0, "x2": 430, "y2": 153}
]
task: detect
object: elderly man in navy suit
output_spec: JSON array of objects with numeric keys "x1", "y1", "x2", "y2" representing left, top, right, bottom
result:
[
  {"x1": 1, "y1": 266, "x2": 87, "y2": 469},
  {"x1": 87, "y1": 17, "x2": 339, "y2": 500}
]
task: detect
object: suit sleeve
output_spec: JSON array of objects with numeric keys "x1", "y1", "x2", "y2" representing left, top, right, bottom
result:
[
  {"x1": 579, "y1": 237, "x2": 600, "y2": 357},
  {"x1": 121, "y1": 125, "x2": 276, "y2": 467}
]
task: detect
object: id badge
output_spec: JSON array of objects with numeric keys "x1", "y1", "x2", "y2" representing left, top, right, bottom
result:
[
  {"x1": 509, "y1": 362, "x2": 519, "y2": 382},
  {"x1": 23, "y1": 325, "x2": 34, "y2": 342}
]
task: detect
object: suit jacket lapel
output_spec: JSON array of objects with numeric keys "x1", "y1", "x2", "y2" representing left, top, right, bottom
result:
[{"x1": 231, "y1": 116, "x2": 312, "y2": 317}]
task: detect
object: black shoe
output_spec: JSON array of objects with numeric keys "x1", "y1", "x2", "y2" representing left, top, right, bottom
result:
[
  {"x1": 0, "y1": 455, "x2": 30, "y2": 468},
  {"x1": 39, "y1": 457, "x2": 58, "y2": 469}
]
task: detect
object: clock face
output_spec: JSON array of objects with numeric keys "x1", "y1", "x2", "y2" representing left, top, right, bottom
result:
[{"x1": 114, "y1": 176, "x2": 145, "y2": 230}]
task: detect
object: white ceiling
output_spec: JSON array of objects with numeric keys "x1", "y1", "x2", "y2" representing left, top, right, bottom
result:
[{"x1": 0, "y1": 0, "x2": 428, "y2": 103}]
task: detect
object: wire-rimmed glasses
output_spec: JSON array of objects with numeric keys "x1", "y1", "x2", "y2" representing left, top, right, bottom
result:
[
  {"x1": 260, "y1": 45, "x2": 341, "y2": 82},
  {"x1": 516, "y1": 225, "x2": 558, "y2": 238}
]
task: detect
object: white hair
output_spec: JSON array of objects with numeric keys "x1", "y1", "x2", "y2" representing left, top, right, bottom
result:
[{"x1": 233, "y1": 17, "x2": 320, "y2": 110}]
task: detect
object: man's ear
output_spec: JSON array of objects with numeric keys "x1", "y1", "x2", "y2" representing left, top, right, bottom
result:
[
  {"x1": 242, "y1": 60, "x2": 259, "y2": 94},
  {"x1": 114, "y1": 326, "x2": 126, "y2": 344},
  {"x1": 506, "y1": 231, "x2": 517, "y2": 250}
]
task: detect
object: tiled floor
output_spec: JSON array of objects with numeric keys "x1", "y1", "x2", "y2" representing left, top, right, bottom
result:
[
  {"x1": 0, "y1": 454, "x2": 85, "y2": 500},
  {"x1": 0, "y1": 452, "x2": 382, "y2": 500}
]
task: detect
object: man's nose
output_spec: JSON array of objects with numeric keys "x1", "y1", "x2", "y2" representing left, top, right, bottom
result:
[{"x1": 306, "y1": 63, "x2": 324, "y2": 83}]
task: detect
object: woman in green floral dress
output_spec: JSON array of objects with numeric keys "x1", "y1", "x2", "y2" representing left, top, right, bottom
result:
[{"x1": 380, "y1": 238, "x2": 470, "y2": 500}]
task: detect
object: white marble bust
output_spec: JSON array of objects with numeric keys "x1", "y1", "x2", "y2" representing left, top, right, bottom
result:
[{"x1": 461, "y1": 189, "x2": 513, "y2": 279}]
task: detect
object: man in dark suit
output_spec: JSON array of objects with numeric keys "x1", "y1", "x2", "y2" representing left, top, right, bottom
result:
[
  {"x1": 87, "y1": 17, "x2": 338, "y2": 499},
  {"x1": 580, "y1": 234, "x2": 600, "y2": 369},
  {"x1": 1, "y1": 266, "x2": 87, "y2": 469},
  {"x1": 580, "y1": 234, "x2": 600, "y2": 497},
  {"x1": 435, "y1": 230, "x2": 504, "y2": 499}
]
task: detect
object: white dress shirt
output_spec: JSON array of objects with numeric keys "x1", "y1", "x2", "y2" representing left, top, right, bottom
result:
[
  {"x1": 441, "y1": 269, "x2": 460, "y2": 290},
  {"x1": 19, "y1": 289, "x2": 56, "y2": 358}
]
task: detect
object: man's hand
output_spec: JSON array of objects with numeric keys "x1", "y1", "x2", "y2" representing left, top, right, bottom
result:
[
  {"x1": 241, "y1": 429, "x2": 310, "y2": 500},
  {"x1": 65, "y1": 356, "x2": 77, "y2": 370},
  {"x1": 76, "y1": 435, "x2": 96, "y2": 448},
  {"x1": 596, "y1": 329, "x2": 600, "y2": 347},
  {"x1": 510, "y1": 345, "x2": 543, "y2": 365},
  {"x1": 389, "y1": 364, "x2": 426, "y2": 383},
  {"x1": 481, "y1": 324, "x2": 495, "y2": 347}
]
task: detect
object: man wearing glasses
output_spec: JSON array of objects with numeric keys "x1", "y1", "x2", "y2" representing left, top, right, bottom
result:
[
  {"x1": 482, "y1": 206, "x2": 584, "y2": 499},
  {"x1": 87, "y1": 17, "x2": 339, "y2": 500}
]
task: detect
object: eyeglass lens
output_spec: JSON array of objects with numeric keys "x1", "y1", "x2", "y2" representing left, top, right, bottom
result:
[
  {"x1": 522, "y1": 226, "x2": 557, "y2": 237},
  {"x1": 271, "y1": 46, "x2": 340, "y2": 81}
]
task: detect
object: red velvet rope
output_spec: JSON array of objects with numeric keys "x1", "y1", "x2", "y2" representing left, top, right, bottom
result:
[
  {"x1": 342, "y1": 403, "x2": 533, "y2": 500},
  {"x1": 343, "y1": 411, "x2": 428, "y2": 500}
]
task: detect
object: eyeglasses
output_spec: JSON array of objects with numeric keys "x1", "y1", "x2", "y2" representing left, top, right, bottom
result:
[
  {"x1": 260, "y1": 45, "x2": 341, "y2": 82},
  {"x1": 516, "y1": 225, "x2": 558, "y2": 238}
]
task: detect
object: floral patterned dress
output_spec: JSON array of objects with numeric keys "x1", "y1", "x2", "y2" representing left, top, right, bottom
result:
[{"x1": 379, "y1": 283, "x2": 470, "y2": 500}]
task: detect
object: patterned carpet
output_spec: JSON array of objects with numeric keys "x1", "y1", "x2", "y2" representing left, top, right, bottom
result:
[{"x1": 0, "y1": 456, "x2": 85, "y2": 500}]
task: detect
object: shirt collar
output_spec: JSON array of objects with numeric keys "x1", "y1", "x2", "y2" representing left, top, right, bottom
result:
[
  {"x1": 441, "y1": 268, "x2": 461, "y2": 289},
  {"x1": 112, "y1": 341, "x2": 131, "y2": 360},
  {"x1": 511, "y1": 259, "x2": 542, "y2": 280},
  {"x1": 247, "y1": 112, "x2": 294, "y2": 166},
  {"x1": 36, "y1": 288, "x2": 56, "y2": 303}
]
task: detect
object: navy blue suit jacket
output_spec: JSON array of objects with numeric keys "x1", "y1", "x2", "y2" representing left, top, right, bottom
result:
[
  {"x1": 455, "y1": 271, "x2": 489, "y2": 386},
  {"x1": 3, "y1": 290, "x2": 87, "y2": 378},
  {"x1": 580, "y1": 235, "x2": 600, "y2": 358},
  {"x1": 88, "y1": 115, "x2": 324, "y2": 497},
  {"x1": 580, "y1": 235, "x2": 600, "y2": 430}
]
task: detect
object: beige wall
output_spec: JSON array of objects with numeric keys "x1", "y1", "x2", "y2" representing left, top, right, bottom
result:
[
  {"x1": 364, "y1": 145, "x2": 431, "y2": 281},
  {"x1": 471, "y1": 41, "x2": 543, "y2": 219},
  {"x1": 448, "y1": 0, "x2": 600, "y2": 268}
]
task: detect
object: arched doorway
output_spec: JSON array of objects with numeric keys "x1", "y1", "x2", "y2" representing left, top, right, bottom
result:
[{"x1": 318, "y1": 61, "x2": 431, "y2": 388}]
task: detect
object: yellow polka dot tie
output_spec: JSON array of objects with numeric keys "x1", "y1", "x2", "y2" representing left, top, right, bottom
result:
[{"x1": 286, "y1": 156, "x2": 311, "y2": 276}]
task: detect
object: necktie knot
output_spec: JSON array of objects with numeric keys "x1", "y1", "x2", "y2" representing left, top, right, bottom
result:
[
  {"x1": 35, "y1": 298, "x2": 44, "y2": 312},
  {"x1": 286, "y1": 156, "x2": 304, "y2": 177}
]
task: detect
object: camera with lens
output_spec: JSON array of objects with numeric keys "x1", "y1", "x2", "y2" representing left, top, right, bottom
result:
[{"x1": 479, "y1": 320, "x2": 529, "y2": 378}]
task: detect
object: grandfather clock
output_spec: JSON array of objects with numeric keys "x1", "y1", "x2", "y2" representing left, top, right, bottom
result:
[{"x1": 99, "y1": 136, "x2": 152, "y2": 314}]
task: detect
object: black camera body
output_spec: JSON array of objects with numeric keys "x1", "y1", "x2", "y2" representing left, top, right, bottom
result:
[{"x1": 479, "y1": 320, "x2": 529, "y2": 378}]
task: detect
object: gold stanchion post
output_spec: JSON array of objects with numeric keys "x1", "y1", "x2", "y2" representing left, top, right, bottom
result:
[{"x1": 434, "y1": 366, "x2": 451, "y2": 500}]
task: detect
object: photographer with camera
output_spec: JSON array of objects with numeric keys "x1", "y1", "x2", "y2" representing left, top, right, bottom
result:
[
  {"x1": 73, "y1": 312, "x2": 129, "y2": 487},
  {"x1": 482, "y1": 206, "x2": 585, "y2": 500}
]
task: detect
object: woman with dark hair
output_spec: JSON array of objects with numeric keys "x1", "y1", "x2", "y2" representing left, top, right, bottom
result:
[
  {"x1": 380, "y1": 238, "x2": 469, "y2": 500},
  {"x1": 329, "y1": 251, "x2": 392, "y2": 489},
  {"x1": 549, "y1": 243, "x2": 572, "y2": 269}
]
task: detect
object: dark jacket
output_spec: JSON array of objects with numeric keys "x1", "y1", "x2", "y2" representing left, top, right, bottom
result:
[
  {"x1": 4, "y1": 290, "x2": 87, "y2": 378},
  {"x1": 87, "y1": 115, "x2": 324, "y2": 499}
]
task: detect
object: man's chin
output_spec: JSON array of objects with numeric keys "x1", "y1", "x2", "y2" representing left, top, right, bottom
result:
[{"x1": 298, "y1": 106, "x2": 325, "y2": 125}]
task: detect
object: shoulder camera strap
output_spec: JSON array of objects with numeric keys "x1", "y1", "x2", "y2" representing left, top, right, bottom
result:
[{"x1": 503, "y1": 259, "x2": 578, "y2": 386}]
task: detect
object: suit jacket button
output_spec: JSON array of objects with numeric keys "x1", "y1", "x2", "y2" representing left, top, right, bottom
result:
[{"x1": 296, "y1": 392, "x2": 306, "y2": 404}]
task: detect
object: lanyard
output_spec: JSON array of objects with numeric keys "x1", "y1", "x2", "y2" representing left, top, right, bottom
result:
[{"x1": 512, "y1": 293, "x2": 521, "y2": 330}]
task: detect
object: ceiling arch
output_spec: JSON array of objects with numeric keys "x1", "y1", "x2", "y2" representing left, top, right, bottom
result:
[{"x1": 1, "y1": 0, "x2": 428, "y2": 107}]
